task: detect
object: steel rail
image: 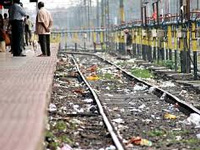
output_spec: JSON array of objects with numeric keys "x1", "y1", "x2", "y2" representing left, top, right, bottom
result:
[{"x1": 70, "y1": 55, "x2": 125, "y2": 150}]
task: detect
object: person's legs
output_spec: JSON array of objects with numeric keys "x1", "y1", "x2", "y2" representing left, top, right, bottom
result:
[
  {"x1": 0, "y1": 41, "x2": 5, "y2": 52},
  {"x1": 46, "y1": 34, "x2": 50, "y2": 56},
  {"x1": 28, "y1": 30, "x2": 32, "y2": 45},
  {"x1": 38, "y1": 34, "x2": 47, "y2": 55},
  {"x1": 25, "y1": 31, "x2": 28, "y2": 46},
  {"x1": 12, "y1": 21, "x2": 23, "y2": 56}
]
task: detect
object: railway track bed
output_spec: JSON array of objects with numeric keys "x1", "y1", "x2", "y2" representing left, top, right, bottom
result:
[{"x1": 46, "y1": 51, "x2": 200, "y2": 150}]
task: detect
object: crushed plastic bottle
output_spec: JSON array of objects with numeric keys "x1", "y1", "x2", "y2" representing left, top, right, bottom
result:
[{"x1": 127, "y1": 137, "x2": 152, "y2": 147}]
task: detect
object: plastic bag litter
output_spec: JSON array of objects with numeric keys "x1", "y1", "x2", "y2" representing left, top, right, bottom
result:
[
  {"x1": 105, "y1": 145, "x2": 116, "y2": 150},
  {"x1": 148, "y1": 87, "x2": 156, "y2": 93},
  {"x1": 160, "y1": 93, "x2": 167, "y2": 100},
  {"x1": 138, "y1": 104, "x2": 146, "y2": 109},
  {"x1": 179, "y1": 90, "x2": 189, "y2": 98},
  {"x1": 48, "y1": 103, "x2": 57, "y2": 112},
  {"x1": 104, "y1": 93, "x2": 114, "y2": 97},
  {"x1": 160, "y1": 81, "x2": 175, "y2": 87},
  {"x1": 133, "y1": 84, "x2": 148, "y2": 91},
  {"x1": 184, "y1": 113, "x2": 200, "y2": 128},
  {"x1": 196, "y1": 133, "x2": 200, "y2": 139},
  {"x1": 83, "y1": 98, "x2": 93, "y2": 103},
  {"x1": 60, "y1": 144, "x2": 72, "y2": 150},
  {"x1": 112, "y1": 118, "x2": 124, "y2": 124}
]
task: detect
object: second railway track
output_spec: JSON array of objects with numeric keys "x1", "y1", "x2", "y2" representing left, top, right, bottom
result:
[{"x1": 68, "y1": 51, "x2": 200, "y2": 150}]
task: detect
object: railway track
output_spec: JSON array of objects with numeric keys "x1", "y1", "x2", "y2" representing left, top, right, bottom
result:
[
  {"x1": 46, "y1": 53, "x2": 114, "y2": 150},
  {"x1": 47, "y1": 50, "x2": 200, "y2": 150},
  {"x1": 69, "y1": 52, "x2": 200, "y2": 149}
]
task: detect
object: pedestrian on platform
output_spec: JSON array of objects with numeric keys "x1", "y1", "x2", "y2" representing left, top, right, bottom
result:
[
  {"x1": 124, "y1": 29, "x2": 132, "y2": 56},
  {"x1": 3, "y1": 13, "x2": 9, "y2": 31},
  {"x1": 0, "y1": 14, "x2": 5, "y2": 52},
  {"x1": 25, "y1": 15, "x2": 33, "y2": 46},
  {"x1": 36, "y1": 1, "x2": 53, "y2": 57},
  {"x1": 9, "y1": 0, "x2": 26, "y2": 56}
]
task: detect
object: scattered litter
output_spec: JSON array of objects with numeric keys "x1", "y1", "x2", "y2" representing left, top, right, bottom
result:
[
  {"x1": 138, "y1": 104, "x2": 146, "y2": 109},
  {"x1": 73, "y1": 105, "x2": 84, "y2": 113},
  {"x1": 113, "y1": 107, "x2": 119, "y2": 111},
  {"x1": 196, "y1": 134, "x2": 200, "y2": 139},
  {"x1": 163, "y1": 104, "x2": 179, "y2": 113},
  {"x1": 104, "y1": 93, "x2": 114, "y2": 97},
  {"x1": 133, "y1": 84, "x2": 148, "y2": 91},
  {"x1": 148, "y1": 87, "x2": 156, "y2": 93},
  {"x1": 112, "y1": 118, "x2": 124, "y2": 124},
  {"x1": 48, "y1": 103, "x2": 57, "y2": 112},
  {"x1": 160, "y1": 81, "x2": 175, "y2": 87},
  {"x1": 60, "y1": 144, "x2": 72, "y2": 150},
  {"x1": 164, "y1": 113, "x2": 177, "y2": 119},
  {"x1": 176, "y1": 136, "x2": 182, "y2": 141},
  {"x1": 184, "y1": 113, "x2": 200, "y2": 128},
  {"x1": 83, "y1": 98, "x2": 93, "y2": 103},
  {"x1": 70, "y1": 118, "x2": 82, "y2": 125},
  {"x1": 88, "y1": 105, "x2": 97, "y2": 113},
  {"x1": 73, "y1": 88, "x2": 85, "y2": 94},
  {"x1": 128, "y1": 102, "x2": 135, "y2": 106},
  {"x1": 60, "y1": 106, "x2": 67, "y2": 111},
  {"x1": 124, "y1": 88, "x2": 130, "y2": 93},
  {"x1": 106, "y1": 86, "x2": 110, "y2": 90},
  {"x1": 127, "y1": 137, "x2": 152, "y2": 147},
  {"x1": 105, "y1": 145, "x2": 116, "y2": 150},
  {"x1": 160, "y1": 93, "x2": 167, "y2": 100},
  {"x1": 86, "y1": 75, "x2": 99, "y2": 81},
  {"x1": 179, "y1": 90, "x2": 189, "y2": 98},
  {"x1": 142, "y1": 119, "x2": 152, "y2": 124},
  {"x1": 130, "y1": 108, "x2": 142, "y2": 112},
  {"x1": 127, "y1": 59, "x2": 136, "y2": 63},
  {"x1": 87, "y1": 64, "x2": 98, "y2": 72}
]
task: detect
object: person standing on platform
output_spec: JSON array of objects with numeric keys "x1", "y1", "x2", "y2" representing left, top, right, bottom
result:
[
  {"x1": 124, "y1": 29, "x2": 132, "y2": 56},
  {"x1": 9, "y1": 0, "x2": 26, "y2": 56},
  {"x1": 36, "y1": 1, "x2": 53, "y2": 57},
  {"x1": 0, "y1": 14, "x2": 5, "y2": 52},
  {"x1": 25, "y1": 15, "x2": 33, "y2": 46}
]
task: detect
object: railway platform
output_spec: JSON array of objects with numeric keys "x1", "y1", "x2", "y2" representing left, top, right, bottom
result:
[{"x1": 0, "y1": 44, "x2": 58, "y2": 150}]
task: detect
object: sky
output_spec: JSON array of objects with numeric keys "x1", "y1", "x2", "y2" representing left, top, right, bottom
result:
[{"x1": 20, "y1": 0, "x2": 80, "y2": 10}]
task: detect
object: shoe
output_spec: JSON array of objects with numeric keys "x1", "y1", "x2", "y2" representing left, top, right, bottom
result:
[
  {"x1": 14, "y1": 54, "x2": 26, "y2": 57},
  {"x1": 37, "y1": 54, "x2": 46, "y2": 57}
]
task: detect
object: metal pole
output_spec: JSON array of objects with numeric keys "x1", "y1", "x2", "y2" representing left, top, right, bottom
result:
[
  {"x1": 97, "y1": 0, "x2": 100, "y2": 28},
  {"x1": 88, "y1": 0, "x2": 91, "y2": 41},
  {"x1": 101, "y1": 0, "x2": 105, "y2": 50},
  {"x1": 84, "y1": 0, "x2": 87, "y2": 28},
  {"x1": 96, "y1": 0, "x2": 100, "y2": 44},
  {"x1": 120, "y1": 0, "x2": 125, "y2": 23}
]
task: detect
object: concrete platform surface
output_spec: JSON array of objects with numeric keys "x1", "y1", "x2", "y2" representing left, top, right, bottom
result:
[{"x1": 0, "y1": 44, "x2": 58, "y2": 150}]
